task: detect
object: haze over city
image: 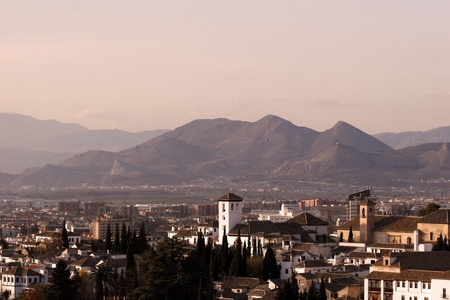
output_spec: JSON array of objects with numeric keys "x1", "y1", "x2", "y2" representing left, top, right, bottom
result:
[{"x1": 1, "y1": 1, "x2": 449, "y2": 134}]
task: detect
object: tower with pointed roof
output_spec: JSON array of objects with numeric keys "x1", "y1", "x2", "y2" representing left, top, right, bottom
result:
[{"x1": 218, "y1": 193, "x2": 243, "y2": 243}]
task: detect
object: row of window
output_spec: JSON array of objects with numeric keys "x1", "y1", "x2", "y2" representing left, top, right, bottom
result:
[
  {"x1": 222, "y1": 203, "x2": 239, "y2": 212},
  {"x1": 396, "y1": 280, "x2": 431, "y2": 290},
  {"x1": 3, "y1": 276, "x2": 39, "y2": 284},
  {"x1": 401, "y1": 296, "x2": 429, "y2": 300}
]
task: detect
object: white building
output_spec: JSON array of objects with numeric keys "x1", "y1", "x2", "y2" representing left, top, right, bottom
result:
[
  {"x1": 218, "y1": 193, "x2": 243, "y2": 244},
  {"x1": 0, "y1": 266, "x2": 45, "y2": 299},
  {"x1": 364, "y1": 251, "x2": 450, "y2": 300}
]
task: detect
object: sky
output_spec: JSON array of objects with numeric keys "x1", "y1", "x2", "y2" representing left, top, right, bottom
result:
[{"x1": 1, "y1": 1, "x2": 449, "y2": 134}]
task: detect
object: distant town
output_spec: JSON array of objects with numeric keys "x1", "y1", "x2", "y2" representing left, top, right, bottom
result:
[{"x1": 0, "y1": 183, "x2": 449, "y2": 299}]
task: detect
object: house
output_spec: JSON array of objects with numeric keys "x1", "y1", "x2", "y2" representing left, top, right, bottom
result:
[
  {"x1": 337, "y1": 191, "x2": 450, "y2": 250},
  {"x1": 0, "y1": 266, "x2": 45, "y2": 299},
  {"x1": 364, "y1": 251, "x2": 450, "y2": 300},
  {"x1": 216, "y1": 276, "x2": 275, "y2": 300},
  {"x1": 293, "y1": 260, "x2": 333, "y2": 274}
]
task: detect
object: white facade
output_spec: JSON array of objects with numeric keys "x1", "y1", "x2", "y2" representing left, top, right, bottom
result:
[
  {"x1": 364, "y1": 277, "x2": 442, "y2": 300},
  {"x1": 218, "y1": 194, "x2": 243, "y2": 243}
]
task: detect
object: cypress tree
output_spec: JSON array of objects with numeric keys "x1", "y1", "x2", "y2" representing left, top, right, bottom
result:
[
  {"x1": 242, "y1": 241, "x2": 248, "y2": 277},
  {"x1": 262, "y1": 245, "x2": 279, "y2": 280},
  {"x1": 120, "y1": 223, "x2": 128, "y2": 254},
  {"x1": 62, "y1": 220, "x2": 69, "y2": 249},
  {"x1": 197, "y1": 231, "x2": 205, "y2": 255},
  {"x1": 91, "y1": 238, "x2": 98, "y2": 252},
  {"x1": 348, "y1": 226, "x2": 354, "y2": 243},
  {"x1": 318, "y1": 276, "x2": 327, "y2": 300},
  {"x1": 220, "y1": 230, "x2": 229, "y2": 276},
  {"x1": 230, "y1": 230, "x2": 242, "y2": 276},
  {"x1": 105, "y1": 223, "x2": 112, "y2": 252},
  {"x1": 136, "y1": 222, "x2": 147, "y2": 254},
  {"x1": 113, "y1": 223, "x2": 120, "y2": 254},
  {"x1": 209, "y1": 246, "x2": 220, "y2": 281}
]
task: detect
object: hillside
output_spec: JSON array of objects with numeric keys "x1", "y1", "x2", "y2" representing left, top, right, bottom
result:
[
  {"x1": 2, "y1": 115, "x2": 450, "y2": 189},
  {"x1": 0, "y1": 113, "x2": 168, "y2": 173},
  {"x1": 374, "y1": 126, "x2": 450, "y2": 149}
]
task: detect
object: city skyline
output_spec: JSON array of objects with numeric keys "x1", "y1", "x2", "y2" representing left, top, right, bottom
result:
[{"x1": 1, "y1": 1, "x2": 449, "y2": 134}]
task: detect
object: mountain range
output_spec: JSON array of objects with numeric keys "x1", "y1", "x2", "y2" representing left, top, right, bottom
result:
[
  {"x1": 1, "y1": 114, "x2": 450, "y2": 189},
  {"x1": 0, "y1": 113, "x2": 168, "y2": 174}
]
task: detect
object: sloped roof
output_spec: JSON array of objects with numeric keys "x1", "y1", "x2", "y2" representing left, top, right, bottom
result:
[
  {"x1": 367, "y1": 270, "x2": 450, "y2": 281},
  {"x1": 3, "y1": 266, "x2": 42, "y2": 276},
  {"x1": 372, "y1": 251, "x2": 450, "y2": 271},
  {"x1": 337, "y1": 215, "x2": 418, "y2": 233},
  {"x1": 229, "y1": 221, "x2": 280, "y2": 236},
  {"x1": 71, "y1": 256, "x2": 99, "y2": 268},
  {"x1": 222, "y1": 276, "x2": 264, "y2": 289},
  {"x1": 294, "y1": 260, "x2": 332, "y2": 269},
  {"x1": 418, "y1": 209, "x2": 450, "y2": 224},
  {"x1": 218, "y1": 193, "x2": 243, "y2": 202},
  {"x1": 286, "y1": 212, "x2": 328, "y2": 226}
]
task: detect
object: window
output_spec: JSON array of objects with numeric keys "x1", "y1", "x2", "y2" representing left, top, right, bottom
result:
[
  {"x1": 430, "y1": 232, "x2": 434, "y2": 240},
  {"x1": 222, "y1": 203, "x2": 225, "y2": 212},
  {"x1": 231, "y1": 203, "x2": 234, "y2": 210},
  {"x1": 443, "y1": 288, "x2": 447, "y2": 298},
  {"x1": 401, "y1": 296, "x2": 405, "y2": 300},
  {"x1": 285, "y1": 269, "x2": 289, "y2": 274}
]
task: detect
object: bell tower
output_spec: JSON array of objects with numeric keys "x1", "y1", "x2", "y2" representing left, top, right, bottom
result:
[
  {"x1": 218, "y1": 193, "x2": 243, "y2": 244},
  {"x1": 359, "y1": 198, "x2": 376, "y2": 244}
]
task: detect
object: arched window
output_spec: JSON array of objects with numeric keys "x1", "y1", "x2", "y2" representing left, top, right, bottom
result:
[{"x1": 362, "y1": 208, "x2": 366, "y2": 218}]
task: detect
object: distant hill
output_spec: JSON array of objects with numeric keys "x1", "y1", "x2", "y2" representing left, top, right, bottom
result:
[
  {"x1": 0, "y1": 113, "x2": 168, "y2": 173},
  {"x1": 374, "y1": 126, "x2": 450, "y2": 149},
  {"x1": 2, "y1": 114, "x2": 450, "y2": 189}
]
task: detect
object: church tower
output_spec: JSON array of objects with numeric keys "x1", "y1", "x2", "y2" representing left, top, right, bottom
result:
[
  {"x1": 218, "y1": 193, "x2": 243, "y2": 244},
  {"x1": 359, "y1": 198, "x2": 376, "y2": 244}
]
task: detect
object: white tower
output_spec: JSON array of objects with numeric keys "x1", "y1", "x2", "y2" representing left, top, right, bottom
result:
[{"x1": 218, "y1": 193, "x2": 243, "y2": 244}]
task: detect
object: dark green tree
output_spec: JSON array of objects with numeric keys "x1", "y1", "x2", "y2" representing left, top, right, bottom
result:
[
  {"x1": 90, "y1": 264, "x2": 113, "y2": 300},
  {"x1": 91, "y1": 238, "x2": 98, "y2": 252},
  {"x1": 120, "y1": 223, "x2": 128, "y2": 254},
  {"x1": 433, "y1": 233, "x2": 446, "y2": 251},
  {"x1": 348, "y1": 226, "x2": 354, "y2": 243},
  {"x1": 308, "y1": 281, "x2": 316, "y2": 300},
  {"x1": 209, "y1": 246, "x2": 220, "y2": 281},
  {"x1": 262, "y1": 245, "x2": 279, "y2": 280},
  {"x1": 136, "y1": 222, "x2": 147, "y2": 254},
  {"x1": 127, "y1": 237, "x2": 211, "y2": 300},
  {"x1": 113, "y1": 223, "x2": 120, "y2": 254},
  {"x1": 49, "y1": 259, "x2": 77, "y2": 300},
  {"x1": 62, "y1": 220, "x2": 69, "y2": 249},
  {"x1": 417, "y1": 202, "x2": 440, "y2": 216},
  {"x1": 229, "y1": 230, "x2": 243, "y2": 276},
  {"x1": 197, "y1": 231, "x2": 205, "y2": 255},
  {"x1": 242, "y1": 241, "x2": 248, "y2": 277},
  {"x1": 276, "y1": 271, "x2": 299, "y2": 300},
  {"x1": 220, "y1": 231, "x2": 230, "y2": 276},
  {"x1": 105, "y1": 223, "x2": 112, "y2": 252},
  {"x1": 318, "y1": 276, "x2": 327, "y2": 300},
  {"x1": 0, "y1": 238, "x2": 8, "y2": 249}
]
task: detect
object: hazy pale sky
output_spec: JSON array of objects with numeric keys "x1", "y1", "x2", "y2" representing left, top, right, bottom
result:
[{"x1": 1, "y1": 1, "x2": 449, "y2": 134}]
